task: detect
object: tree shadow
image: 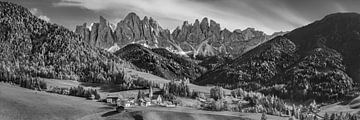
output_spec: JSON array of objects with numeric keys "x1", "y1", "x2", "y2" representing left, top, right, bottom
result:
[
  {"x1": 80, "y1": 82, "x2": 123, "y2": 92},
  {"x1": 131, "y1": 112, "x2": 144, "y2": 120},
  {"x1": 99, "y1": 106, "x2": 115, "y2": 110},
  {"x1": 80, "y1": 82, "x2": 151, "y2": 93},
  {"x1": 101, "y1": 111, "x2": 119, "y2": 117}
]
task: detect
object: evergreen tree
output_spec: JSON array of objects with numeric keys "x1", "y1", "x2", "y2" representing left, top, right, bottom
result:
[
  {"x1": 210, "y1": 86, "x2": 225, "y2": 101},
  {"x1": 261, "y1": 113, "x2": 267, "y2": 120},
  {"x1": 324, "y1": 113, "x2": 329, "y2": 120}
]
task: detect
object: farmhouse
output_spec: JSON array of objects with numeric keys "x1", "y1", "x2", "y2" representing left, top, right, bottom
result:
[{"x1": 106, "y1": 96, "x2": 119, "y2": 104}]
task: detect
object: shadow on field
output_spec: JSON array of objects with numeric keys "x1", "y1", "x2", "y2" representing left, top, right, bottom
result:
[
  {"x1": 131, "y1": 112, "x2": 144, "y2": 120},
  {"x1": 80, "y1": 82, "x2": 149, "y2": 93},
  {"x1": 101, "y1": 111, "x2": 119, "y2": 117},
  {"x1": 80, "y1": 83, "x2": 123, "y2": 92},
  {"x1": 99, "y1": 106, "x2": 114, "y2": 110}
]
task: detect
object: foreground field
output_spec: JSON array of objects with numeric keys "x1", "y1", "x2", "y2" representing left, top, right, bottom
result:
[
  {"x1": 0, "y1": 82, "x2": 289, "y2": 120},
  {"x1": 79, "y1": 106, "x2": 289, "y2": 120},
  {"x1": 0, "y1": 83, "x2": 109, "y2": 120}
]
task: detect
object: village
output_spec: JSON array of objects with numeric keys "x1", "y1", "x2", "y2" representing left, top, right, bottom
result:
[{"x1": 105, "y1": 86, "x2": 176, "y2": 112}]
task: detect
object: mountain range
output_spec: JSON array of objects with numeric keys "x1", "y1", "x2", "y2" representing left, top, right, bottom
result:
[{"x1": 75, "y1": 13, "x2": 287, "y2": 58}]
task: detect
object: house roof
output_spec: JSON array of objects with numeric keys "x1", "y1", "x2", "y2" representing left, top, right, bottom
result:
[
  {"x1": 106, "y1": 96, "x2": 119, "y2": 99},
  {"x1": 151, "y1": 95, "x2": 162, "y2": 100}
]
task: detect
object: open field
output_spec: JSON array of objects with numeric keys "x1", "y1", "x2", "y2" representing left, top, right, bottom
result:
[
  {"x1": 42, "y1": 68, "x2": 231, "y2": 96},
  {"x1": 0, "y1": 82, "x2": 290, "y2": 120},
  {"x1": 78, "y1": 106, "x2": 289, "y2": 120},
  {"x1": 0, "y1": 82, "x2": 110, "y2": 120}
]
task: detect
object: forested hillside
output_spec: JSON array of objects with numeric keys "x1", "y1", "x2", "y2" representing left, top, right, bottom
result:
[{"x1": 0, "y1": 1, "x2": 134, "y2": 84}]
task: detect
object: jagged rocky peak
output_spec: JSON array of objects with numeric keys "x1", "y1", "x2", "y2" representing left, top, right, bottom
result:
[
  {"x1": 75, "y1": 12, "x2": 175, "y2": 51},
  {"x1": 114, "y1": 12, "x2": 172, "y2": 48},
  {"x1": 124, "y1": 12, "x2": 141, "y2": 22},
  {"x1": 99, "y1": 16, "x2": 107, "y2": 27},
  {"x1": 172, "y1": 17, "x2": 274, "y2": 58},
  {"x1": 75, "y1": 16, "x2": 114, "y2": 49}
]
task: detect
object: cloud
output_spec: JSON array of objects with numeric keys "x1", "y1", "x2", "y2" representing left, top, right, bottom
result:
[
  {"x1": 30, "y1": 8, "x2": 51, "y2": 22},
  {"x1": 39, "y1": 15, "x2": 51, "y2": 22},
  {"x1": 53, "y1": 0, "x2": 359, "y2": 34}
]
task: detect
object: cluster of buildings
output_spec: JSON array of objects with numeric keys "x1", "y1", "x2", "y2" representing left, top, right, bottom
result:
[{"x1": 105, "y1": 88, "x2": 176, "y2": 108}]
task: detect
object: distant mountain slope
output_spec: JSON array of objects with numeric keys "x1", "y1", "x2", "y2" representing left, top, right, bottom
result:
[
  {"x1": 195, "y1": 13, "x2": 359, "y2": 102},
  {"x1": 195, "y1": 37, "x2": 298, "y2": 90},
  {"x1": 280, "y1": 48, "x2": 353, "y2": 102},
  {"x1": 285, "y1": 12, "x2": 360, "y2": 82},
  {"x1": 0, "y1": 1, "x2": 133, "y2": 82},
  {"x1": 114, "y1": 44, "x2": 206, "y2": 81}
]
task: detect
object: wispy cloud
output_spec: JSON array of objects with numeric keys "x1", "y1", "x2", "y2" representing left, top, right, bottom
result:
[
  {"x1": 53, "y1": 0, "x2": 360, "y2": 34},
  {"x1": 30, "y1": 8, "x2": 51, "y2": 22}
]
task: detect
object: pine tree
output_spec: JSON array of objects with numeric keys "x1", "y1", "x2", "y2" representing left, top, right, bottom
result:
[
  {"x1": 210, "y1": 86, "x2": 225, "y2": 101},
  {"x1": 324, "y1": 113, "x2": 329, "y2": 120},
  {"x1": 330, "y1": 113, "x2": 336, "y2": 120},
  {"x1": 261, "y1": 113, "x2": 267, "y2": 120},
  {"x1": 137, "y1": 90, "x2": 144, "y2": 100}
]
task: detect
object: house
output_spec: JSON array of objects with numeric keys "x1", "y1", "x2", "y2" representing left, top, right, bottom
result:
[
  {"x1": 156, "y1": 95, "x2": 163, "y2": 103},
  {"x1": 166, "y1": 104, "x2": 176, "y2": 108},
  {"x1": 145, "y1": 101, "x2": 151, "y2": 106},
  {"x1": 197, "y1": 98, "x2": 206, "y2": 103},
  {"x1": 150, "y1": 95, "x2": 163, "y2": 104},
  {"x1": 118, "y1": 100, "x2": 132, "y2": 107},
  {"x1": 106, "y1": 96, "x2": 119, "y2": 104},
  {"x1": 144, "y1": 98, "x2": 152, "y2": 106},
  {"x1": 88, "y1": 94, "x2": 96, "y2": 100}
]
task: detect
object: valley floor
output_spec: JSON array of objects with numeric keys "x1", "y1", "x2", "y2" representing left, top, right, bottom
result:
[
  {"x1": 2, "y1": 68, "x2": 359, "y2": 120},
  {"x1": 0, "y1": 82, "x2": 288, "y2": 120}
]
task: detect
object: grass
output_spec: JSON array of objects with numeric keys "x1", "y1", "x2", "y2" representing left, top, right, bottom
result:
[
  {"x1": 0, "y1": 82, "x2": 109, "y2": 120},
  {"x1": 32, "y1": 68, "x2": 360, "y2": 119},
  {"x1": 40, "y1": 68, "x2": 232, "y2": 98}
]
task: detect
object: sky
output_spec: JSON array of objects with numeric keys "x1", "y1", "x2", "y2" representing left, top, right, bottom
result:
[{"x1": 4, "y1": 0, "x2": 360, "y2": 34}]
